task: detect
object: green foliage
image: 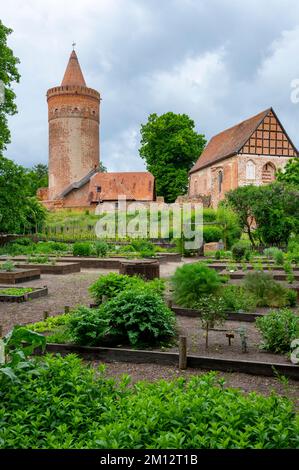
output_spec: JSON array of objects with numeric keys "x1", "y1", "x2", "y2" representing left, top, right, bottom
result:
[
  {"x1": 139, "y1": 112, "x2": 206, "y2": 202},
  {"x1": 219, "y1": 285, "x2": 257, "y2": 312},
  {"x1": 195, "y1": 295, "x2": 227, "y2": 348},
  {"x1": 0, "y1": 287, "x2": 33, "y2": 296},
  {"x1": 25, "y1": 164, "x2": 48, "y2": 196},
  {"x1": 286, "y1": 290, "x2": 297, "y2": 307},
  {"x1": 1, "y1": 356, "x2": 298, "y2": 448},
  {"x1": 202, "y1": 226, "x2": 222, "y2": 243},
  {"x1": 202, "y1": 208, "x2": 217, "y2": 223},
  {"x1": 89, "y1": 272, "x2": 165, "y2": 305},
  {"x1": 275, "y1": 250, "x2": 285, "y2": 266},
  {"x1": 73, "y1": 242, "x2": 92, "y2": 257},
  {"x1": 69, "y1": 289, "x2": 175, "y2": 348},
  {"x1": 243, "y1": 271, "x2": 295, "y2": 308},
  {"x1": 28, "y1": 313, "x2": 73, "y2": 333},
  {"x1": 13, "y1": 237, "x2": 33, "y2": 246},
  {"x1": 231, "y1": 240, "x2": 251, "y2": 262},
  {"x1": 93, "y1": 240, "x2": 109, "y2": 257},
  {"x1": 172, "y1": 262, "x2": 222, "y2": 308},
  {"x1": 0, "y1": 20, "x2": 20, "y2": 154},
  {"x1": 256, "y1": 309, "x2": 299, "y2": 354},
  {"x1": 0, "y1": 260, "x2": 15, "y2": 272},
  {"x1": 98, "y1": 289, "x2": 176, "y2": 347},
  {"x1": 277, "y1": 157, "x2": 299, "y2": 186},
  {"x1": 27, "y1": 255, "x2": 49, "y2": 264},
  {"x1": 216, "y1": 207, "x2": 241, "y2": 249}
]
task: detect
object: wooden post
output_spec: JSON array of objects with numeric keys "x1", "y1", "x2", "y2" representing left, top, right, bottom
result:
[
  {"x1": 64, "y1": 306, "x2": 70, "y2": 314},
  {"x1": 43, "y1": 311, "x2": 49, "y2": 321},
  {"x1": 167, "y1": 298, "x2": 173, "y2": 309},
  {"x1": 179, "y1": 336, "x2": 187, "y2": 370}
]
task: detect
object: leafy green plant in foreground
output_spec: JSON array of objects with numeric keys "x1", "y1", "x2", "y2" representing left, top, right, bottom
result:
[{"x1": 0, "y1": 355, "x2": 298, "y2": 449}]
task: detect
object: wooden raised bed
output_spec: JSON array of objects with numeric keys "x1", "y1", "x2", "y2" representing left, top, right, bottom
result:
[
  {"x1": 172, "y1": 307, "x2": 265, "y2": 323},
  {"x1": 34, "y1": 343, "x2": 299, "y2": 380},
  {"x1": 0, "y1": 268, "x2": 40, "y2": 284},
  {"x1": 0, "y1": 285, "x2": 48, "y2": 302},
  {"x1": 15, "y1": 262, "x2": 81, "y2": 275},
  {"x1": 226, "y1": 270, "x2": 299, "y2": 281},
  {"x1": 120, "y1": 260, "x2": 160, "y2": 280}
]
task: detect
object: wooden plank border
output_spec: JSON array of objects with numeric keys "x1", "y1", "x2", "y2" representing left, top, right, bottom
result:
[{"x1": 35, "y1": 343, "x2": 299, "y2": 380}]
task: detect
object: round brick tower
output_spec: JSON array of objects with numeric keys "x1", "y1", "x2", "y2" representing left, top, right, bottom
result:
[{"x1": 47, "y1": 50, "x2": 100, "y2": 199}]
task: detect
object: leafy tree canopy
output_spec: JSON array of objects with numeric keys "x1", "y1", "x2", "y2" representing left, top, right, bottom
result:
[
  {"x1": 139, "y1": 112, "x2": 206, "y2": 202},
  {"x1": 25, "y1": 164, "x2": 48, "y2": 196},
  {"x1": 0, "y1": 20, "x2": 20, "y2": 155},
  {"x1": 277, "y1": 158, "x2": 299, "y2": 186}
]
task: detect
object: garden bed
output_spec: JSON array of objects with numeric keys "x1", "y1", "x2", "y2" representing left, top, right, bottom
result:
[
  {"x1": 172, "y1": 306, "x2": 265, "y2": 322},
  {"x1": 15, "y1": 262, "x2": 81, "y2": 275},
  {"x1": 33, "y1": 342, "x2": 299, "y2": 380},
  {"x1": 0, "y1": 285, "x2": 48, "y2": 302},
  {"x1": 0, "y1": 268, "x2": 41, "y2": 284},
  {"x1": 224, "y1": 269, "x2": 299, "y2": 281}
]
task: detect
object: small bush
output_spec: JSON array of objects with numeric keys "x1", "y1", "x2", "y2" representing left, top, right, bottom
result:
[
  {"x1": 89, "y1": 272, "x2": 165, "y2": 305},
  {"x1": 99, "y1": 289, "x2": 176, "y2": 347},
  {"x1": 202, "y1": 226, "x2": 222, "y2": 243},
  {"x1": 220, "y1": 285, "x2": 257, "y2": 312},
  {"x1": 243, "y1": 271, "x2": 294, "y2": 308},
  {"x1": 232, "y1": 241, "x2": 251, "y2": 262},
  {"x1": 0, "y1": 261, "x2": 15, "y2": 272},
  {"x1": 13, "y1": 237, "x2": 33, "y2": 246},
  {"x1": 256, "y1": 309, "x2": 299, "y2": 353},
  {"x1": 94, "y1": 241, "x2": 109, "y2": 257},
  {"x1": 264, "y1": 247, "x2": 281, "y2": 259},
  {"x1": 274, "y1": 250, "x2": 285, "y2": 266},
  {"x1": 286, "y1": 289, "x2": 297, "y2": 307},
  {"x1": 67, "y1": 306, "x2": 111, "y2": 346},
  {"x1": 73, "y1": 242, "x2": 92, "y2": 257},
  {"x1": 172, "y1": 262, "x2": 222, "y2": 308},
  {"x1": 131, "y1": 239, "x2": 155, "y2": 253}
]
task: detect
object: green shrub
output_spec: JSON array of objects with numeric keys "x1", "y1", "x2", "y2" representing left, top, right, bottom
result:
[
  {"x1": 215, "y1": 250, "x2": 221, "y2": 260},
  {"x1": 118, "y1": 244, "x2": 135, "y2": 253},
  {"x1": 286, "y1": 289, "x2": 297, "y2": 307},
  {"x1": 172, "y1": 262, "x2": 222, "y2": 308},
  {"x1": 99, "y1": 289, "x2": 176, "y2": 347},
  {"x1": 243, "y1": 271, "x2": 294, "y2": 308},
  {"x1": 202, "y1": 226, "x2": 222, "y2": 243},
  {"x1": 93, "y1": 241, "x2": 109, "y2": 257},
  {"x1": 89, "y1": 272, "x2": 165, "y2": 305},
  {"x1": 131, "y1": 239, "x2": 155, "y2": 253},
  {"x1": 274, "y1": 250, "x2": 285, "y2": 266},
  {"x1": 67, "y1": 306, "x2": 112, "y2": 346},
  {"x1": 0, "y1": 261, "x2": 15, "y2": 272},
  {"x1": 264, "y1": 247, "x2": 280, "y2": 259},
  {"x1": 13, "y1": 237, "x2": 33, "y2": 246},
  {"x1": 195, "y1": 295, "x2": 227, "y2": 349},
  {"x1": 203, "y1": 208, "x2": 217, "y2": 223},
  {"x1": 27, "y1": 255, "x2": 49, "y2": 264},
  {"x1": 220, "y1": 285, "x2": 257, "y2": 312},
  {"x1": 0, "y1": 355, "x2": 298, "y2": 448},
  {"x1": 73, "y1": 242, "x2": 92, "y2": 257},
  {"x1": 232, "y1": 240, "x2": 251, "y2": 262},
  {"x1": 256, "y1": 309, "x2": 299, "y2": 354}
]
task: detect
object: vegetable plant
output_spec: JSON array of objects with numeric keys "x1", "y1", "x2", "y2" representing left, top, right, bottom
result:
[{"x1": 256, "y1": 309, "x2": 299, "y2": 354}]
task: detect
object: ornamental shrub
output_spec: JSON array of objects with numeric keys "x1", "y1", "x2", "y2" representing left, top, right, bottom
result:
[
  {"x1": 73, "y1": 242, "x2": 92, "y2": 257},
  {"x1": 220, "y1": 285, "x2": 257, "y2": 312},
  {"x1": 256, "y1": 309, "x2": 299, "y2": 353},
  {"x1": 68, "y1": 290, "x2": 175, "y2": 347},
  {"x1": 172, "y1": 262, "x2": 222, "y2": 308},
  {"x1": 0, "y1": 355, "x2": 298, "y2": 449},
  {"x1": 93, "y1": 241, "x2": 109, "y2": 257},
  {"x1": 202, "y1": 226, "x2": 222, "y2": 243},
  {"x1": 232, "y1": 240, "x2": 251, "y2": 261},
  {"x1": 89, "y1": 272, "x2": 165, "y2": 305},
  {"x1": 243, "y1": 271, "x2": 294, "y2": 308}
]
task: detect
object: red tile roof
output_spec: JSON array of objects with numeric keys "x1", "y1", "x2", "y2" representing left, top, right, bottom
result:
[
  {"x1": 61, "y1": 50, "x2": 86, "y2": 87},
  {"x1": 190, "y1": 108, "x2": 271, "y2": 173},
  {"x1": 89, "y1": 172, "x2": 155, "y2": 202}
]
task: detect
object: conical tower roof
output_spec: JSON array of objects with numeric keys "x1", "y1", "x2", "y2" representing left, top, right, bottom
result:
[{"x1": 61, "y1": 50, "x2": 86, "y2": 87}]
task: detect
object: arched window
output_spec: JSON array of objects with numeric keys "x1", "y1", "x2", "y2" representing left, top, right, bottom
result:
[
  {"x1": 218, "y1": 171, "x2": 223, "y2": 193},
  {"x1": 246, "y1": 160, "x2": 256, "y2": 180}
]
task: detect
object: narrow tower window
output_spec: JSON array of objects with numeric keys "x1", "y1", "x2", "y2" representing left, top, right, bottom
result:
[
  {"x1": 218, "y1": 171, "x2": 223, "y2": 193},
  {"x1": 246, "y1": 161, "x2": 256, "y2": 180}
]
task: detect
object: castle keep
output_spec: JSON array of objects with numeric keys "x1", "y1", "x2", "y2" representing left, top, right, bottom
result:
[{"x1": 38, "y1": 50, "x2": 154, "y2": 209}]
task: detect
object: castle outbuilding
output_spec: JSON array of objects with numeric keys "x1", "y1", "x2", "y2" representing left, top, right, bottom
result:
[
  {"x1": 189, "y1": 108, "x2": 298, "y2": 207},
  {"x1": 38, "y1": 49, "x2": 155, "y2": 210}
]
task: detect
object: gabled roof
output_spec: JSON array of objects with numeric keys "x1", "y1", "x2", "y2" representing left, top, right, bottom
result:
[
  {"x1": 59, "y1": 167, "x2": 98, "y2": 198},
  {"x1": 61, "y1": 50, "x2": 86, "y2": 87},
  {"x1": 190, "y1": 108, "x2": 275, "y2": 174},
  {"x1": 89, "y1": 172, "x2": 155, "y2": 202}
]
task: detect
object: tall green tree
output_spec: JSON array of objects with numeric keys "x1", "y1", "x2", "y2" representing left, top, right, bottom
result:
[
  {"x1": 0, "y1": 20, "x2": 20, "y2": 154},
  {"x1": 139, "y1": 112, "x2": 206, "y2": 202},
  {"x1": 25, "y1": 164, "x2": 48, "y2": 195},
  {"x1": 277, "y1": 158, "x2": 299, "y2": 186}
]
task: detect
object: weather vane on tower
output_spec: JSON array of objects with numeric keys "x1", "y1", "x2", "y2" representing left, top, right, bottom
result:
[{"x1": 72, "y1": 41, "x2": 76, "y2": 50}]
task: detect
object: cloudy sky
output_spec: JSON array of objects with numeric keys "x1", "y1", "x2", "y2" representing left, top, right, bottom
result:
[{"x1": 2, "y1": 0, "x2": 299, "y2": 171}]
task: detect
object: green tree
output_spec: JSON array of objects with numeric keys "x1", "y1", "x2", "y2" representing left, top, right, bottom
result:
[
  {"x1": 277, "y1": 158, "x2": 299, "y2": 186},
  {"x1": 224, "y1": 185, "x2": 260, "y2": 246},
  {"x1": 139, "y1": 112, "x2": 206, "y2": 202},
  {"x1": 25, "y1": 164, "x2": 48, "y2": 195},
  {"x1": 0, "y1": 20, "x2": 20, "y2": 154}
]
